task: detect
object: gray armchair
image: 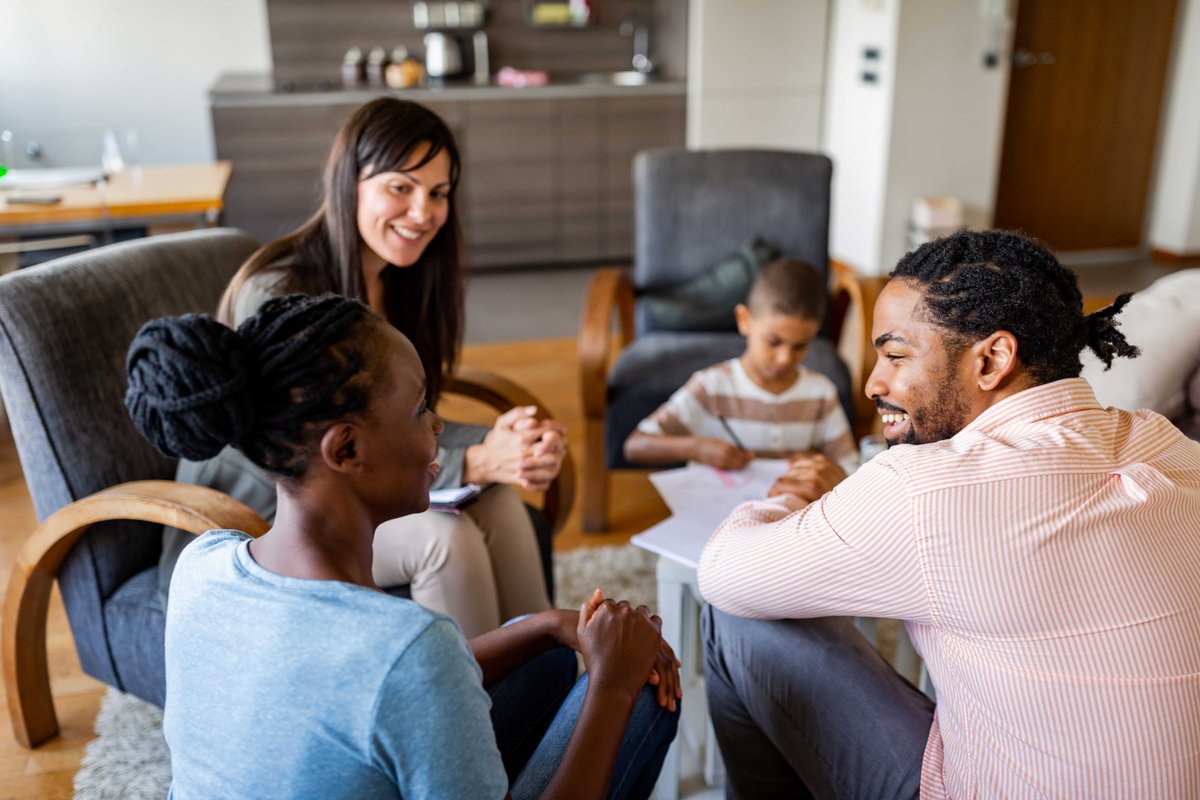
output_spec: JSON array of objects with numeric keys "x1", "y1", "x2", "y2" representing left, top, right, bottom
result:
[
  {"x1": 0, "y1": 229, "x2": 268, "y2": 747},
  {"x1": 578, "y1": 148, "x2": 878, "y2": 531},
  {"x1": 1, "y1": 228, "x2": 575, "y2": 747}
]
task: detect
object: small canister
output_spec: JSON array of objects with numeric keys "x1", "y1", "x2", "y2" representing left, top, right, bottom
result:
[
  {"x1": 386, "y1": 57, "x2": 425, "y2": 89},
  {"x1": 342, "y1": 47, "x2": 366, "y2": 85},
  {"x1": 366, "y1": 47, "x2": 391, "y2": 85}
]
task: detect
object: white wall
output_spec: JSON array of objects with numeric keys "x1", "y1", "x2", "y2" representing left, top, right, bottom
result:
[
  {"x1": 821, "y1": 0, "x2": 899, "y2": 274},
  {"x1": 881, "y1": 0, "x2": 1010, "y2": 269},
  {"x1": 1149, "y1": 0, "x2": 1200, "y2": 255},
  {"x1": 1193, "y1": 170, "x2": 1200, "y2": 253},
  {"x1": 0, "y1": 0, "x2": 271, "y2": 168},
  {"x1": 687, "y1": 0, "x2": 828, "y2": 150},
  {"x1": 820, "y1": 0, "x2": 1011, "y2": 275}
]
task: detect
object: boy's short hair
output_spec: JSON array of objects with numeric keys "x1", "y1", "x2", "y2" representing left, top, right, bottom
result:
[{"x1": 747, "y1": 258, "x2": 826, "y2": 320}]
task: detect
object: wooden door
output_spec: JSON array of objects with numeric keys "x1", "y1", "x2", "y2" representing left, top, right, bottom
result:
[{"x1": 993, "y1": 0, "x2": 1179, "y2": 252}]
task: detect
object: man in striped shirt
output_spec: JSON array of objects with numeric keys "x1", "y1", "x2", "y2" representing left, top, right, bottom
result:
[{"x1": 698, "y1": 230, "x2": 1200, "y2": 798}]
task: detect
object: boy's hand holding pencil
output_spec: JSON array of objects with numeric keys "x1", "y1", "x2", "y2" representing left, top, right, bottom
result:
[
  {"x1": 693, "y1": 415, "x2": 752, "y2": 470},
  {"x1": 694, "y1": 437, "x2": 752, "y2": 470}
]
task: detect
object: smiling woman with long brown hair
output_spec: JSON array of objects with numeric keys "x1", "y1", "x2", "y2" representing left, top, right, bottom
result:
[{"x1": 162, "y1": 98, "x2": 564, "y2": 637}]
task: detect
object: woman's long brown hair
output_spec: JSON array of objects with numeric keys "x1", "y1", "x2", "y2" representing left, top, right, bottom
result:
[{"x1": 219, "y1": 97, "x2": 464, "y2": 403}]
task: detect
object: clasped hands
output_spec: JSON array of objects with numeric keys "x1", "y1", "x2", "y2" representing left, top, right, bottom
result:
[
  {"x1": 560, "y1": 589, "x2": 681, "y2": 712},
  {"x1": 465, "y1": 405, "x2": 567, "y2": 491}
]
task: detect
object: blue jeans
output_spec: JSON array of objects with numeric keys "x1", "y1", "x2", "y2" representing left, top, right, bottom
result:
[
  {"x1": 703, "y1": 605, "x2": 934, "y2": 800},
  {"x1": 487, "y1": 647, "x2": 680, "y2": 800}
]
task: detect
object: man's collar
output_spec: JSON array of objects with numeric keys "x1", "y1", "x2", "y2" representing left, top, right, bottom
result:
[{"x1": 957, "y1": 378, "x2": 1101, "y2": 436}]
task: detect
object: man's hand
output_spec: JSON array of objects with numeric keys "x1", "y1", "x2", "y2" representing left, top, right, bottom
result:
[{"x1": 768, "y1": 452, "x2": 845, "y2": 503}]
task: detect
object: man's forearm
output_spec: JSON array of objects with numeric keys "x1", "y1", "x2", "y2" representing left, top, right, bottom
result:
[{"x1": 697, "y1": 498, "x2": 796, "y2": 617}]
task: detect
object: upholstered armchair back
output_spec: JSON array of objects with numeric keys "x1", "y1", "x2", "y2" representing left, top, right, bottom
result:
[
  {"x1": 632, "y1": 149, "x2": 832, "y2": 336},
  {"x1": 597, "y1": 149, "x2": 848, "y2": 469},
  {"x1": 0, "y1": 228, "x2": 258, "y2": 698}
]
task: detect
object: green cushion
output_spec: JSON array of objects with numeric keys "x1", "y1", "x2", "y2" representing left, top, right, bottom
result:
[{"x1": 639, "y1": 239, "x2": 779, "y2": 332}]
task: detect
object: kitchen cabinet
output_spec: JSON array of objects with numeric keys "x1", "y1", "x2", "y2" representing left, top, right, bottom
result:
[
  {"x1": 459, "y1": 99, "x2": 559, "y2": 269},
  {"x1": 601, "y1": 95, "x2": 687, "y2": 260},
  {"x1": 210, "y1": 85, "x2": 685, "y2": 269},
  {"x1": 210, "y1": 104, "x2": 340, "y2": 243},
  {"x1": 558, "y1": 98, "x2": 604, "y2": 263}
]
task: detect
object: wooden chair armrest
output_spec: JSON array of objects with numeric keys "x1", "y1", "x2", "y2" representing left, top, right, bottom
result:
[
  {"x1": 445, "y1": 365, "x2": 548, "y2": 413},
  {"x1": 828, "y1": 260, "x2": 888, "y2": 438},
  {"x1": 5, "y1": 481, "x2": 267, "y2": 748},
  {"x1": 578, "y1": 267, "x2": 635, "y2": 421},
  {"x1": 443, "y1": 366, "x2": 576, "y2": 536}
]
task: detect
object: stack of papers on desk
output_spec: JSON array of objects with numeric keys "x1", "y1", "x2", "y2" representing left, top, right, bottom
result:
[
  {"x1": 1, "y1": 167, "x2": 108, "y2": 190},
  {"x1": 429, "y1": 483, "x2": 484, "y2": 512},
  {"x1": 631, "y1": 459, "x2": 788, "y2": 568}
]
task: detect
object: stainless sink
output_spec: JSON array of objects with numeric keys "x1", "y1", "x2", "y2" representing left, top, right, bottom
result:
[{"x1": 553, "y1": 70, "x2": 656, "y2": 86}]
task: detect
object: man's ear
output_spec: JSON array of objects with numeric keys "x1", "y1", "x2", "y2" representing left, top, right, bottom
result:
[
  {"x1": 735, "y1": 304, "x2": 752, "y2": 336},
  {"x1": 319, "y1": 423, "x2": 364, "y2": 475},
  {"x1": 974, "y1": 331, "x2": 1019, "y2": 391}
]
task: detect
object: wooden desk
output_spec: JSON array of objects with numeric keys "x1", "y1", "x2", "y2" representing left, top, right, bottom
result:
[{"x1": 0, "y1": 162, "x2": 232, "y2": 236}]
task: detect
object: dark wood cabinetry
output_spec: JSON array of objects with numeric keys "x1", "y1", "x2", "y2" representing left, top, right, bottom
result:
[
  {"x1": 211, "y1": 89, "x2": 685, "y2": 269},
  {"x1": 600, "y1": 95, "x2": 687, "y2": 260},
  {"x1": 459, "y1": 99, "x2": 560, "y2": 268},
  {"x1": 211, "y1": 104, "x2": 340, "y2": 242}
]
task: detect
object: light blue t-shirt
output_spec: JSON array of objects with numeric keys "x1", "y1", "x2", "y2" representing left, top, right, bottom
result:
[{"x1": 164, "y1": 530, "x2": 508, "y2": 799}]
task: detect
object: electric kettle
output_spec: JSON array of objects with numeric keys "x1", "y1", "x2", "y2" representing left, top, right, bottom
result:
[{"x1": 424, "y1": 32, "x2": 465, "y2": 79}]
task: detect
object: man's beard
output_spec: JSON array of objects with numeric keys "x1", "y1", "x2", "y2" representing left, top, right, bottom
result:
[{"x1": 896, "y1": 379, "x2": 971, "y2": 445}]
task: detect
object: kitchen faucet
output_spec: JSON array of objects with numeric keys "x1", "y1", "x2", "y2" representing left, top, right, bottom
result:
[{"x1": 620, "y1": 13, "x2": 653, "y2": 74}]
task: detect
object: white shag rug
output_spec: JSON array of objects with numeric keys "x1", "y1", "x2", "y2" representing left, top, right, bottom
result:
[{"x1": 72, "y1": 544, "x2": 657, "y2": 799}]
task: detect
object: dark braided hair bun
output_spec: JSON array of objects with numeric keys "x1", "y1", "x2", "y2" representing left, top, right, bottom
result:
[
  {"x1": 126, "y1": 312, "x2": 255, "y2": 461},
  {"x1": 127, "y1": 293, "x2": 380, "y2": 479},
  {"x1": 892, "y1": 229, "x2": 1141, "y2": 382},
  {"x1": 1086, "y1": 292, "x2": 1142, "y2": 371}
]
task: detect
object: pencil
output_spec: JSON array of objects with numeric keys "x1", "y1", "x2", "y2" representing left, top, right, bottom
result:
[{"x1": 717, "y1": 415, "x2": 748, "y2": 451}]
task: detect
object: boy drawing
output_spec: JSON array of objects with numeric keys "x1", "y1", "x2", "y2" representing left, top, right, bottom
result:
[{"x1": 624, "y1": 258, "x2": 858, "y2": 501}]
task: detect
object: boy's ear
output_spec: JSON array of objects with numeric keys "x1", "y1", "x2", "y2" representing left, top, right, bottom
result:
[
  {"x1": 319, "y1": 423, "x2": 364, "y2": 475},
  {"x1": 735, "y1": 304, "x2": 752, "y2": 336}
]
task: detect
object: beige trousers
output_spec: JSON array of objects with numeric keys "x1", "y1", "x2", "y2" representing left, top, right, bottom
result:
[{"x1": 371, "y1": 485, "x2": 551, "y2": 638}]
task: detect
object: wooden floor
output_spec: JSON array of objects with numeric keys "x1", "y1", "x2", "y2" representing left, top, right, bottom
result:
[
  {"x1": 0, "y1": 336, "x2": 668, "y2": 799},
  {"x1": 0, "y1": 257, "x2": 1178, "y2": 796}
]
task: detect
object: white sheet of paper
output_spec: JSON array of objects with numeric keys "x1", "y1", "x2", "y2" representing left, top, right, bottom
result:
[
  {"x1": 637, "y1": 459, "x2": 791, "y2": 566},
  {"x1": 648, "y1": 459, "x2": 789, "y2": 518},
  {"x1": 631, "y1": 515, "x2": 709, "y2": 569}
]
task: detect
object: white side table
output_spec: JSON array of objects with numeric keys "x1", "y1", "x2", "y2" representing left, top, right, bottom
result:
[
  {"x1": 650, "y1": 557, "x2": 933, "y2": 799},
  {"x1": 653, "y1": 555, "x2": 724, "y2": 799}
]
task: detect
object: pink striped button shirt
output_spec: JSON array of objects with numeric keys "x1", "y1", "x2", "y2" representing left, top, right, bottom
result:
[{"x1": 698, "y1": 379, "x2": 1200, "y2": 797}]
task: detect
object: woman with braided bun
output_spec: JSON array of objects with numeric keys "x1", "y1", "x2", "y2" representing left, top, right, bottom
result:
[
  {"x1": 127, "y1": 293, "x2": 679, "y2": 799},
  {"x1": 162, "y1": 97, "x2": 565, "y2": 637}
]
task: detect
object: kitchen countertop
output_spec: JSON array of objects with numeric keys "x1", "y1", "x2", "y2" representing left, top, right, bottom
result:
[{"x1": 209, "y1": 72, "x2": 686, "y2": 107}]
